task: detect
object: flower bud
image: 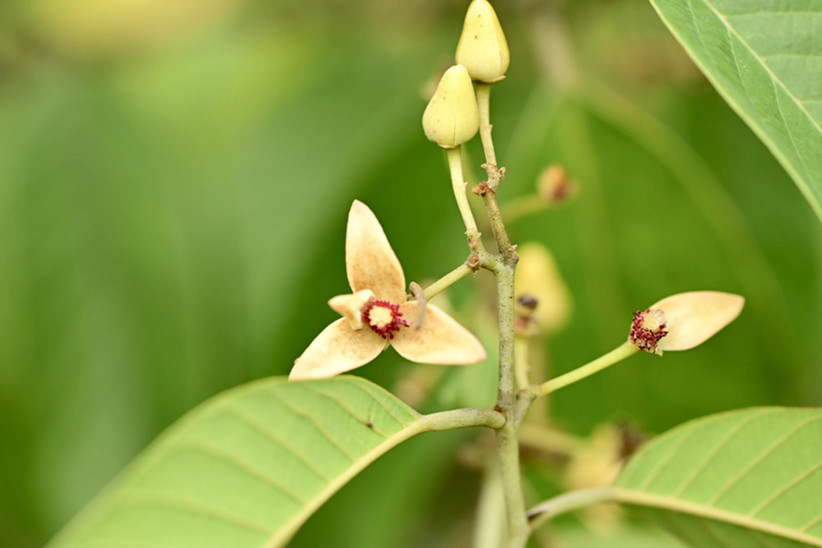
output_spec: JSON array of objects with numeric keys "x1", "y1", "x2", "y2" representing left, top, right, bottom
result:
[
  {"x1": 455, "y1": 0, "x2": 510, "y2": 83},
  {"x1": 537, "y1": 165, "x2": 577, "y2": 207},
  {"x1": 629, "y1": 291, "x2": 745, "y2": 355},
  {"x1": 422, "y1": 65, "x2": 480, "y2": 148},
  {"x1": 515, "y1": 243, "x2": 572, "y2": 335}
]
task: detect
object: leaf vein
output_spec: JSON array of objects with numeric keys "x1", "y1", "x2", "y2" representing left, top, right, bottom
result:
[
  {"x1": 802, "y1": 512, "x2": 822, "y2": 533},
  {"x1": 122, "y1": 491, "x2": 272, "y2": 537},
  {"x1": 672, "y1": 408, "x2": 774, "y2": 498},
  {"x1": 175, "y1": 441, "x2": 308, "y2": 505},
  {"x1": 709, "y1": 415, "x2": 822, "y2": 506},
  {"x1": 772, "y1": 77, "x2": 815, "y2": 182},
  {"x1": 302, "y1": 384, "x2": 390, "y2": 438},
  {"x1": 633, "y1": 417, "x2": 714, "y2": 491},
  {"x1": 750, "y1": 459, "x2": 822, "y2": 518},
  {"x1": 347, "y1": 379, "x2": 417, "y2": 424},
  {"x1": 273, "y1": 391, "x2": 357, "y2": 462},
  {"x1": 224, "y1": 406, "x2": 332, "y2": 482},
  {"x1": 703, "y1": 0, "x2": 822, "y2": 135}
]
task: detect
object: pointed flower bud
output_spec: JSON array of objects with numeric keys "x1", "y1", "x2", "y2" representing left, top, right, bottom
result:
[
  {"x1": 629, "y1": 291, "x2": 745, "y2": 355},
  {"x1": 455, "y1": 0, "x2": 510, "y2": 83},
  {"x1": 422, "y1": 65, "x2": 480, "y2": 149}
]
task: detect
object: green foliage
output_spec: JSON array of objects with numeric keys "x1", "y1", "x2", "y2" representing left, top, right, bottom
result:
[
  {"x1": 49, "y1": 376, "x2": 420, "y2": 548},
  {"x1": 615, "y1": 408, "x2": 822, "y2": 547},
  {"x1": 649, "y1": 0, "x2": 822, "y2": 222},
  {"x1": 1, "y1": 0, "x2": 821, "y2": 546}
]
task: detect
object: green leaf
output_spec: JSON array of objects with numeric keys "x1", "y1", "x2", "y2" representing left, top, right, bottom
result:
[
  {"x1": 48, "y1": 376, "x2": 422, "y2": 548},
  {"x1": 613, "y1": 407, "x2": 822, "y2": 547},
  {"x1": 649, "y1": 0, "x2": 822, "y2": 222}
]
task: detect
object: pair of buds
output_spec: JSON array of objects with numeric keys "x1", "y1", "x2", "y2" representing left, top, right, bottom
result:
[{"x1": 423, "y1": 0, "x2": 509, "y2": 149}]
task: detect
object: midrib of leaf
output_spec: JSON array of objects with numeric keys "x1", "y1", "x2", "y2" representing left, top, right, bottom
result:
[
  {"x1": 265, "y1": 420, "x2": 428, "y2": 547},
  {"x1": 50, "y1": 377, "x2": 507, "y2": 548},
  {"x1": 699, "y1": 1, "x2": 822, "y2": 136},
  {"x1": 613, "y1": 489, "x2": 822, "y2": 547},
  {"x1": 49, "y1": 377, "x2": 423, "y2": 548}
]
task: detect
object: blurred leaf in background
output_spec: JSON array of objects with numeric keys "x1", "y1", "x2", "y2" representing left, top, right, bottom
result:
[{"x1": 0, "y1": 0, "x2": 820, "y2": 547}]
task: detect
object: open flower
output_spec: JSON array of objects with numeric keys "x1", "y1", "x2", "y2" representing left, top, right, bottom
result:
[{"x1": 289, "y1": 200, "x2": 487, "y2": 381}]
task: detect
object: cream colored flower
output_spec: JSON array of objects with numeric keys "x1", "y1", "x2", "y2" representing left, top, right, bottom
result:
[
  {"x1": 289, "y1": 200, "x2": 487, "y2": 381},
  {"x1": 629, "y1": 291, "x2": 745, "y2": 355}
]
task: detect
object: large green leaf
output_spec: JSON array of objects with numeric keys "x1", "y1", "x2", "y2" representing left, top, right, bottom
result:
[
  {"x1": 614, "y1": 407, "x2": 822, "y2": 547},
  {"x1": 48, "y1": 376, "x2": 425, "y2": 548},
  {"x1": 649, "y1": 0, "x2": 822, "y2": 222}
]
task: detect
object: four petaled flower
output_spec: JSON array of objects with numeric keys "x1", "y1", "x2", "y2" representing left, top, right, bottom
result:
[{"x1": 289, "y1": 200, "x2": 487, "y2": 381}]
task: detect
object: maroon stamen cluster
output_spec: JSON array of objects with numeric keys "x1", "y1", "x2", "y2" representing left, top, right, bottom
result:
[
  {"x1": 362, "y1": 300, "x2": 410, "y2": 340},
  {"x1": 629, "y1": 309, "x2": 668, "y2": 354}
]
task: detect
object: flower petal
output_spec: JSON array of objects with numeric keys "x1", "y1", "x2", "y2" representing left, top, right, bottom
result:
[
  {"x1": 289, "y1": 318, "x2": 387, "y2": 380},
  {"x1": 391, "y1": 303, "x2": 486, "y2": 364},
  {"x1": 328, "y1": 289, "x2": 375, "y2": 330},
  {"x1": 652, "y1": 291, "x2": 745, "y2": 352},
  {"x1": 346, "y1": 200, "x2": 406, "y2": 303}
]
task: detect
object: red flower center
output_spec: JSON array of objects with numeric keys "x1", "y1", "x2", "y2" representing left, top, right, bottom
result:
[
  {"x1": 362, "y1": 300, "x2": 409, "y2": 340},
  {"x1": 630, "y1": 309, "x2": 668, "y2": 354}
]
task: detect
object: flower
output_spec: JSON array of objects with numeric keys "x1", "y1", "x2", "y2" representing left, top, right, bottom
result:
[
  {"x1": 289, "y1": 200, "x2": 487, "y2": 381},
  {"x1": 629, "y1": 291, "x2": 745, "y2": 355}
]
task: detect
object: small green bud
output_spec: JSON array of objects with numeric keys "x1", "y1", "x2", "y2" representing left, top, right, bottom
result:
[
  {"x1": 422, "y1": 65, "x2": 480, "y2": 149},
  {"x1": 456, "y1": 0, "x2": 510, "y2": 83}
]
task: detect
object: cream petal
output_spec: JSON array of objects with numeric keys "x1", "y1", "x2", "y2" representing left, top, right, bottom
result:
[
  {"x1": 391, "y1": 303, "x2": 486, "y2": 364},
  {"x1": 328, "y1": 289, "x2": 375, "y2": 330},
  {"x1": 346, "y1": 200, "x2": 406, "y2": 304},
  {"x1": 652, "y1": 291, "x2": 745, "y2": 352},
  {"x1": 289, "y1": 318, "x2": 387, "y2": 380}
]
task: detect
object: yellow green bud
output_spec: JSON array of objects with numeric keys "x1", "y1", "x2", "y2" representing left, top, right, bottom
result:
[
  {"x1": 456, "y1": 0, "x2": 510, "y2": 83},
  {"x1": 422, "y1": 65, "x2": 480, "y2": 149}
]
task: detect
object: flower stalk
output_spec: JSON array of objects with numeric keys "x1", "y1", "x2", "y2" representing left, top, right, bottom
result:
[
  {"x1": 532, "y1": 341, "x2": 638, "y2": 398},
  {"x1": 421, "y1": 262, "x2": 475, "y2": 301},
  {"x1": 476, "y1": 84, "x2": 498, "y2": 170},
  {"x1": 447, "y1": 147, "x2": 484, "y2": 252}
]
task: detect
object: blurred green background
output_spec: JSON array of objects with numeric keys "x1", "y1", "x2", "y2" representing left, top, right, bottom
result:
[{"x1": 1, "y1": 0, "x2": 820, "y2": 546}]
